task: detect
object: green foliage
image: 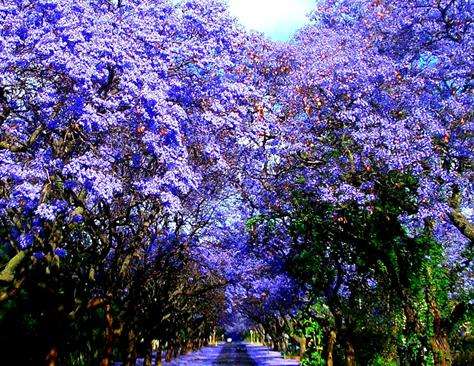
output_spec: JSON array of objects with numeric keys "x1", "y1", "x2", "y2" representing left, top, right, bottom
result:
[
  {"x1": 301, "y1": 350, "x2": 325, "y2": 366},
  {"x1": 283, "y1": 170, "x2": 470, "y2": 365},
  {"x1": 370, "y1": 354, "x2": 398, "y2": 366},
  {"x1": 246, "y1": 215, "x2": 265, "y2": 229},
  {"x1": 297, "y1": 303, "x2": 327, "y2": 366}
]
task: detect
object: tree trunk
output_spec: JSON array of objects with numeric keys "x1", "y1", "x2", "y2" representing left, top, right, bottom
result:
[
  {"x1": 45, "y1": 345, "x2": 58, "y2": 366},
  {"x1": 281, "y1": 337, "x2": 289, "y2": 354},
  {"x1": 154, "y1": 345, "x2": 162, "y2": 366},
  {"x1": 345, "y1": 339, "x2": 356, "y2": 366},
  {"x1": 427, "y1": 293, "x2": 452, "y2": 366},
  {"x1": 431, "y1": 334, "x2": 452, "y2": 366},
  {"x1": 125, "y1": 329, "x2": 137, "y2": 366},
  {"x1": 291, "y1": 335, "x2": 306, "y2": 358},
  {"x1": 300, "y1": 338, "x2": 306, "y2": 358},
  {"x1": 144, "y1": 349, "x2": 152, "y2": 366},
  {"x1": 326, "y1": 330, "x2": 336, "y2": 366},
  {"x1": 181, "y1": 340, "x2": 191, "y2": 355},
  {"x1": 100, "y1": 304, "x2": 114, "y2": 366},
  {"x1": 448, "y1": 185, "x2": 474, "y2": 242},
  {"x1": 165, "y1": 345, "x2": 173, "y2": 362},
  {"x1": 403, "y1": 301, "x2": 425, "y2": 363},
  {"x1": 143, "y1": 339, "x2": 153, "y2": 366},
  {"x1": 173, "y1": 342, "x2": 180, "y2": 358}
]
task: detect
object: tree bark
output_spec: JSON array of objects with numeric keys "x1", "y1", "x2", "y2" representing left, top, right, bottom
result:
[
  {"x1": 0, "y1": 251, "x2": 26, "y2": 283},
  {"x1": 100, "y1": 304, "x2": 114, "y2": 366},
  {"x1": 173, "y1": 342, "x2": 180, "y2": 358},
  {"x1": 431, "y1": 334, "x2": 452, "y2": 366},
  {"x1": 326, "y1": 330, "x2": 336, "y2": 366},
  {"x1": 181, "y1": 340, "x2": 191, "y2": 355},
  {"x1": 449, "y1": 210, "x2": 474, "y2": 242},
  {"x1": 427, "y1": 292, "x2": 453, "y2": 366},
  {"x1": 165, "y1": 345, "x2": 173, "y2": 362},
  {"x1": 212, "y1": 328, "x2": 217, "y2": 345},
  {"x1": 154, "y1": 346, "x2": 162, "y2": 366},
  {"x1": 345, "y1": 339, "x2": 356, "y2": 366},
  {"x1": 448, "y1": 186, "x2": 474, "y2": 243},
  {"x1": 300, "y1": 336, "x2": 306, "y2": 358},
  {"x1": 144, "y1": 347, "x2": 153, "y2": 366},
  {"x1": 125, "y1": 329, "x2": 138, "y2": 366},
  {"x1": 45, "y1": 345, "x2": 58, "y2": 366},
  {"x1": 291, "y1": 335, "x2": 306, "y2": 358}
]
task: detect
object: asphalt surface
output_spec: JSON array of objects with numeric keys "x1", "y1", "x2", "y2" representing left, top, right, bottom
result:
[
  {"x1": 212, "y1": 342, "x2": 257, "y2": 365},
  {"x1": 130, "y1": 342, "x2": 300, "y2": 365}
]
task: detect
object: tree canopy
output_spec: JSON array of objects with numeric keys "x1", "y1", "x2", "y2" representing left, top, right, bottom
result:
[{"x1": 0, "y1": 1, "x2": 472, "y2": 365}]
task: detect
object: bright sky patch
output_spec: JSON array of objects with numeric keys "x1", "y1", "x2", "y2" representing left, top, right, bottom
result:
[{"x1": 227, "y1": 0, "x2": 315, "y2": 41}]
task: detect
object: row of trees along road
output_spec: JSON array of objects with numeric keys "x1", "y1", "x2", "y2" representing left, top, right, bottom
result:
[{"x1": 0, "y1": 0, "x2": 473, "y2": 365}]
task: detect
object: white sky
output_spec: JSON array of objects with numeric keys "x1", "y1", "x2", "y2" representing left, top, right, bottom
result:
[{"x1": 227, "y1": 0, "x2": 315, "y2": 41}]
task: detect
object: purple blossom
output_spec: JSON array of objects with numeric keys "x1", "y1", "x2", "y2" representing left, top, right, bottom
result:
[
  {"x1": 71, "y1": 214, "x2": 84, "y2": 224},
  {"x1": 16, "y1": 27, "x2": 28, "y2": 41},
  {"x1": 33, "y1": 251, "x2": 46, "y2": 260},
  {"x1": 54, "y1": 248, "x2": 68, "y2": 258},
  {"x1": 18, "y1": 233, "x2": 34, "y2": 250}
]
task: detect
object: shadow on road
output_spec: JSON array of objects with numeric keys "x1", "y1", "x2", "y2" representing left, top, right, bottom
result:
[{"x1": 212, "y1": 342, "x2": 257, "y2": 366}]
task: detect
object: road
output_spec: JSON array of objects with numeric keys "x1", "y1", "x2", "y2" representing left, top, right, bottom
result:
[{"x1": 132, "y1": 342, "x2": 300, "y2": 366}]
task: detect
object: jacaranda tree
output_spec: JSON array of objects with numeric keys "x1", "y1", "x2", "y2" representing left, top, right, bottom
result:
[
  {"x1": 0, "y1": 0, "x2": 267, "y2": 364},
  {"x1": 0, "y1": 0, "x2": 472, "y2": 365},
  {"x1": 240, "y1": 0, "x2": 472, "y2": 365}
]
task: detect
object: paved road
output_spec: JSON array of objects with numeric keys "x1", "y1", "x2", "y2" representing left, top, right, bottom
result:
[
  {"x1": 212, "y1": 342, "x2": 257, "y2": 365},
  {"x1": 132, "y1": 342, "x2": 299, "y2": 366}
]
